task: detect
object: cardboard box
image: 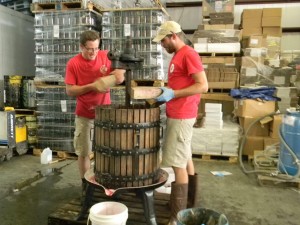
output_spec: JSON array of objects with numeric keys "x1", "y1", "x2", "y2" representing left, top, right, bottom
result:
[
  {"x1": 262, "y1": 17, "x2": 281, "y2": 27},
  {"x1": 234, "y1": 99, "x2": 276, "y2": 117},
  {"x1": 244, "y1": 35, "x2": 265, "y2": 48},
  {"x1": 242, "y1": 18, "x2": 262, "y2": 28},
  {"x1": 207, "y1": 42, "x2": 240, "y2": 53},
  {"x1": 199, "y1": 99, "x2": 234, "y2": 117},
  {"x1": 243, "y1": 9, "x2": 263, "y2": 19},
  {"x1": 202, "y1": 56, "x2": 236, "y2": 65},
  {"x1": 264, "y1": 137, "x2": 280, "y2": 149},
  {"x1": 263, "y1": 27, "x2": 282, "y2": 37},
  {"x1": 239, "y1": 116, "x2": 270, "y2": 137},
  {"x1": 242, "y1": 28, "x2": 262, "y2": 37},
  {"x1": 242, "y1": 136, "x2": 264, "y2": 156},
  {"x1": 263, "y1": 8, "x2": 282, "y2": 17},
  {"x1": 270, "y1": 114, "x2": 283, "y2": 138}
]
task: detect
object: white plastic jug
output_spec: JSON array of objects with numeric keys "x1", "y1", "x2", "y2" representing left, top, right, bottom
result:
[
  {"x1": 87, "y1": 201, "x2": 128, "y2": 225},
  {"x1": 40, "y1": 147, "x2": 52, "y2": 164}
]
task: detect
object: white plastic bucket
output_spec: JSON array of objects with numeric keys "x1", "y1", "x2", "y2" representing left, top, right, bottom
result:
[{"x1": 87, "y1": 201, "x2": 128, "y2": 225}]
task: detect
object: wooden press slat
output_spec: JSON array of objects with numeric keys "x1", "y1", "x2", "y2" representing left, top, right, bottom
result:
[
  {"x1": 138, "y1": 108, "x2": 145, "y2": 186},
  {"x1": 130, "y1": 109, "x2": 141, "y2": 186},
  {"x1": 109, "y1": 109, "x2": 115, "y2": 179},
  {"x1": 145, "y1": 108, "x2": 151, "y2": 186},
  {"x1": 103, "y1": 107, "x2": 110, "y2": 173},
  {"x1": 116, "y1": 108, "x2": 125, "y2": 186}
]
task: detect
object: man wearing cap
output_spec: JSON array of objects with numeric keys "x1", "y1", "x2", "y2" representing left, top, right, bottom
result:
[{"x1": 153, "y1": 21, "x2": 208, "y2": 224}]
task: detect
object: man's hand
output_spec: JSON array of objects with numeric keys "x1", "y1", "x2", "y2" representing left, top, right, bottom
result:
[
  {"x1": 110, "y1": 69, "x2": 126, "y2": 84},
  {"x1": 156, "y1": 87, "x2": 175, "y2": 102},
  {"x1": 93, "y1": 69, "x2": 126, "y2": 93}
]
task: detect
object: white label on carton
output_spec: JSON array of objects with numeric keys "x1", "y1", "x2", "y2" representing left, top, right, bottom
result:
[
  {"x1": 61, "y1": 100, "x2": 67, "y2": 112},
  {"x1": 53, "y1": 25, "x2": 59, "y2": 38},
  {"x1": 215, "y1": 1, "x2": 223, "y2": 12},
  {"x1": 124, "y1": 24, "x2": 131, "y2": 36},
  {"x1": 250, "y1": 39, "x2": 259, "y2": 45}
]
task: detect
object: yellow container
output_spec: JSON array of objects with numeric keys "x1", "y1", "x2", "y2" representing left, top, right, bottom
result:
[
  {"x1": 9, "y1": 76, "x2": 22, "y2": 85},
  {"x1": 15, "y1": 116, "x2": 27, "y2": 143}
]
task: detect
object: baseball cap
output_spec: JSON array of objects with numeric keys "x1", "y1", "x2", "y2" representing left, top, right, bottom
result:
[{"x1": 152, "y1": 21, "x2": 182, "y2": 43}]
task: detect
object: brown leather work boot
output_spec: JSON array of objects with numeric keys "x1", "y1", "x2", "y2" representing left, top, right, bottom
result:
[
  {"x1": 167, "y1": 182, "x2": 188, "y2": 225},
  {"x1": 187, "y1": 173, "x2": 199, "y2": 208}
]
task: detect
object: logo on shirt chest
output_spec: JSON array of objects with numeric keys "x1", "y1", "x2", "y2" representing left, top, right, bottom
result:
[
  {"x1": 100, "y1": 65, "x2": 108, "y2": 75},
  {"x1": 170, "y1": 63, "x2": 175, "y2": 74}
]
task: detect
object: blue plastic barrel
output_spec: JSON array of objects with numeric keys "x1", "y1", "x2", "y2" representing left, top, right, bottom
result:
[
  {"x1": 278, "y1": 111, "x2": 300, "y2": 176},
  {"x1": 177, "y1": 208, "x2": 229, "y2": 225}
]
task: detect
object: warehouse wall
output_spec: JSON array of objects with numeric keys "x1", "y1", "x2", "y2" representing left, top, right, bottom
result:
[
  {"x1": 0, "y1": 5, "x2": 35, "y2": 79},
  {"x1": 166, "y1": 2, "x2": 300, "y2": 51}
]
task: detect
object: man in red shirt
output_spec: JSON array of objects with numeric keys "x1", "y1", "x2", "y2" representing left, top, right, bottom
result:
[
  {"x1": 65, "y1": 30, "x2": 125, "y2": 197},
  {"x1": 153, "y1": 21, "x2": 208, "y2": 224}
]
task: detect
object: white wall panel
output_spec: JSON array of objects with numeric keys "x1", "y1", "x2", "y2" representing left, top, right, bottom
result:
[{"x1": 0, "y1": 5, "x2": 35, "y2": 80}]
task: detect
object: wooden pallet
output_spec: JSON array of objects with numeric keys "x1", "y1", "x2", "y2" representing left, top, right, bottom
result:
[
  {"x1": 14, "y1": 109, "x2": 36, "y2": 116},
  {"x1": 199, "y1": 52, "x2": 240, "y2": 57},
  {"x1": 31, "y1": 1, "x2": 102, "y2": 13},
  {"x1": 208, "y1": 87, "x2": 232, "y2": 93},
  {"x1": 34, "y1": 80, "x2": 66, "y2": 87},
  {"x1": 33, "y1": 148, "x2": 76, "y2": 158},
  {"x1": 33, "y1": 148, "x2": 94, "y2": 160},
  {"x1": 48, "y1": 190, "x2": 170, "y2": 225},
  {"x1": 257, "y1": 174, "x2": 300, "y2": 189},
  {"x1": 192, "y1": 153, "x2": 238, "y2": 163}
]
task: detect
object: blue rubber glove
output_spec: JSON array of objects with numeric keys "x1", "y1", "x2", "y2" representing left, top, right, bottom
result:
[{"x1": 156, "y1": 87, "x2": 175, "y2": 102}]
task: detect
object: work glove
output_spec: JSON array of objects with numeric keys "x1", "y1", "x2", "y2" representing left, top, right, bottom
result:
[{"x1": 156, "y1": 87, "x2": 175, "y2": 102}]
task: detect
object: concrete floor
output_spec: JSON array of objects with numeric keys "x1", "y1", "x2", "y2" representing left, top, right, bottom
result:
[{"x1": 0, "y1": 154, "x2": 299, "y2": 225}]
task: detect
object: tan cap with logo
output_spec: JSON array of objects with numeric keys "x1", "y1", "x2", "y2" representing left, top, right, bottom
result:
[{"x1": 152, "y1": 21, "x2": 182, "y2": 43}]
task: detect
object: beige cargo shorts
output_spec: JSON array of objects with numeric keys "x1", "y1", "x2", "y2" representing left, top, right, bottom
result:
[
  {"x1": 161, "y1": 118, "x2": 195, "y2": 168},
  {"x1": 73, "y1": 116, "x2": 94, "y2": 157}
]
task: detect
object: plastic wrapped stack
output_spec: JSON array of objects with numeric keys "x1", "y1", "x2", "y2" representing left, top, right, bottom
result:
[
  {"x1": 101, "y1": 9, "x2": 170, "y2": 82},
  {"x1": 32, "y1": 2, "x2": 102, "y2": 152}
]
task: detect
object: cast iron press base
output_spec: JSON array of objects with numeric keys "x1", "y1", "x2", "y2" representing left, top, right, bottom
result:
[{"x1": 77, "y1": 168, "x2": 168, "y2": 225}]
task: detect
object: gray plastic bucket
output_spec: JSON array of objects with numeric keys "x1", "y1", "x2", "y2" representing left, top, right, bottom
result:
[{"x1": 177, "y1": 208, "x2": 229, "y2": 225}]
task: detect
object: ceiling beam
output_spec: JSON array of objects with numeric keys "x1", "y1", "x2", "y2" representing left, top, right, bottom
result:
[
  {"x1": 166, "y1": 0, "x2": 300, "y2": 8},
  {"x1": 183, "y1": 27, "x2": 300, "y2": 34}
]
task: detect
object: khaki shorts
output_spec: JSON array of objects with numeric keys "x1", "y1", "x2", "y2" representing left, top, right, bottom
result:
[
  {"x1": 74, "y1": 116, "x2": 94, "y2": 157},
  {"x1": 161, "y1": 118, "x2": 195, "y2": 168}
]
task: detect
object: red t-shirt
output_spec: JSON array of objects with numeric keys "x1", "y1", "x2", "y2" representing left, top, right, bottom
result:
[
  {"x1": 166, "y1": 45, "x2": 204, "y2": 119},
  {"x1": 65, "y1": 51, "x2": 112, "y2": 119}
]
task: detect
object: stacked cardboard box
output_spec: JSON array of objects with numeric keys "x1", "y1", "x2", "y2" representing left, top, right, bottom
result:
[
  {"x1": 192, "y1": 118, "x2": 240, "y2": 156},
  {"x1": 193, "y1": 29, "x2": 241, "y2": 53},
  {"x1": 241, "y1": 9, "x2": 263, "y2": 37},
  {"x1": 241, "y1": 8, "x2": 282, "y2": 37},
  {"x1": 205, "y1": 67, "x2": 239, "y2": 89},
  {"x1": 204, "y1": 103, "x2": 223, "y2": 129},
  {"x1": 234, "y1": 99, "x2": 278, "y2": 156},
  {"x1": 262, "y1": 8, "x2": 282, "y2": 37}
]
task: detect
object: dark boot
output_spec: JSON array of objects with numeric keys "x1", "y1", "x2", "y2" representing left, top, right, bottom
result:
[
  {"x1": 168, "y1": 182, "x2": 188, "y2": 225},
  {"x1": 81, "y1": 179, "x2": 87, "y2": 206},
  {"x1": 187, "y1": 173, "x2": 198, "y2": 208}
]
